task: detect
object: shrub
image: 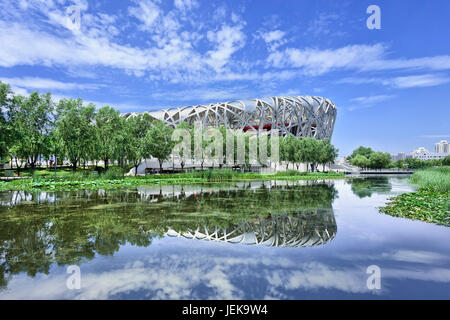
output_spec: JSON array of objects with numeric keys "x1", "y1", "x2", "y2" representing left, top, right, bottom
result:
[
  {"x1": 3, "y1": 170, "x2": 14, "y2": 177},
  {"x1": 275, "y1": 170, "x2": 307, "y2": 176},
  {"x1": 443, "y1": 155, "x2": 450, "y2": 166},
  {"x1": 102, "y1": 167, "x2": 124, "y2": 180},
  {"x1": 88, "y1": 171, "x2": 99, "y2": 179}
]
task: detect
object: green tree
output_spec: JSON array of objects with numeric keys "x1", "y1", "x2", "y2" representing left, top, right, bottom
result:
[
  {"x1": 393, "y1": 159, "x2": 405, "y2": 169},
  {"x1": 143, "y1": 120, "x2": 175, "y2": 172},
  {"x1": 280, "y1": 135, "x2": 296, "y2": 170},
  {"x1": 299, "y1": 137, "x2": 320, "y2": 172},
  {"x1": 442, "y1": 155, "x2": 450, "y2": 166},
  {"x1": 350, "y1": 154, "x2": 369, "y2": 169},
  {"x1": 79, "y1": 104, "x2": 96, "y2": 169},
  {"x1": 217, "y1": 125, "x2": 228, "y2": 168},
  {"x1": 55, "y1": 99, "x2": 95, "y2": 172},
  {"x1": 292, "y1": 137, "x2": 303, "y2": 170},
  {"x1": 348, "y1": 146, "x2": 374, "y2": 161},
  {"x1": 7, "y1": 92, "x2": 54, "y2": 175},
  {"x1": 114, "y1": 116, "x2": 129, "y2": 174},
  {"x1": 318, "y1": 139, "x2": 339, "y2": 171},
  {"x1": 125, "y1": 114, "x2": 154, "y2": 175},
  {"x1": 405, "y1": 158, "x2": 425, "y2": 170},
  {"x1": 279, "y1": 136, "x2": 290, "y2": 169},
  {"x1": 0, "y1": 82, "x2": 12, "y2": 163},
  {"x1": 368, "y1": 152, "x2": 392, "y2": 169},
  {"x1": 94, "y1": 106, "x2": 122, "y2": 170},
  {"x1": 172, "y1": 122, "x2": 193, "y2": 171},
  {"x1": 191, "y1": 124, "x2": 213, "y2": 170}
]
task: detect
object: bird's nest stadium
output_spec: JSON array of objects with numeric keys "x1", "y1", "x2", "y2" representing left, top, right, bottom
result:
[{"x1": 123, "y1": 95, "x2": 337, "y2": 139}]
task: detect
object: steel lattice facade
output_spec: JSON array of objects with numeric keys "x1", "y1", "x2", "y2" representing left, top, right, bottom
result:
[{"x1": 124, "y1": 95, "x2": 337, "y2": 139}]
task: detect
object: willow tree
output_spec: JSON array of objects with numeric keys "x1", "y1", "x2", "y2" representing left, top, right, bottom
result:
[
  {"x1": 298, "y1": 137, "x2": 320, "y2": 172},
  {"x1": 94, "y1": 106, "x2": 122, "y2": 170},
  {"x1": 143, "y1": 120, "x2": 175, "y2": 173},
  {"x1": 55, "y1": 98, "x2": 95, "y2": 172},
  {"x1": 0, "y1": 82, "x2": 12, "y2": 163},
  {"x1": 318, "y1": 139, "x2": 339, "y2": 171},
  {"x1": 7, "y1": 91, "x2": 54, "y2": 175},
  {"x1": 124, "y1": 114, "x2": 153, "y2": 175}
]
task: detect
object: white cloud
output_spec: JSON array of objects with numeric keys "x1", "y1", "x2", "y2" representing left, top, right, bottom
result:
[
  {"x1": 269, "y1": 43, "x2": 450, "y2": 76},
  {"x1": 128, "y1": 0, "x2": 161, "y2": 30},
  {"x1": 382, "y1": 250, "x2": 449, "y2": 264},
  {"x1": 1, "y1": 0, "x2": 449, "y2": 96},
  {"x1": 0, "y1": 77, "x2": 102, "y2": 91},
  {"x1": 268, "y1": 44, "x2": 386, "y2": 75},
  {"x1": 0, "y1": 1, "x2": 253, "y2": 85},
  {"x1": 151, "y1": 85, "x2": 254, "y2": 103},
  {"x1": 261, "y1": 30, "x2": 285, "y2": 43},
  {"x1": 389, "y1": 74, "x2": 450, "y2": 88},
  {"x1": 348, "y1": 94, "x2": 394, "y2": 111},
  {"x1": 174, "y1": 0, "x2": 198, "y2": 13},
  {"x1": 212, "y1": 5, "x2": 227, "y2": 22},
  {"x1": 364, "y1": 56, "x2": 450, "y2": 71},
  {"x1": 206, "y1": 24, "x2": 246, "y2": 72},
  {"x1": 339, "y1": 74, "x2": 450, "y2": 89},
  {"x1": 383, "y1": 267, "x2": 450, "y2": 283},
  {"x1": 258, "y1": 29, "x2": 287, "y2": 51},
  {"x1": 266, "y1": 262, "x2": 369, "y2": 294},
  {"x1": 306, "y1": 13, "x2": 343, "y2": 37},
  {"x1": 0, "y1": 21, "x2": 205, "y2": 80}
]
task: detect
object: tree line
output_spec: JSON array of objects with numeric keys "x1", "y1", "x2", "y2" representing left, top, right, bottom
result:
[
  {"x1": 0, "y1": 82, "x2": 177, "y2": 175},
  {"x1": 348, "y1": 145, "x2": 450, "y2": 169},
  {"x1": 0, "y1": 81, "x2": 339, "y2": 175},
  {"x1": 279, "y1": 135, "x2": 338, "y2": 172}
]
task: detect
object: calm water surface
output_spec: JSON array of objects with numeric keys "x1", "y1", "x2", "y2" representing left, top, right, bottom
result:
[{"x1": 0, "y1": 176, "x2": 449, "y2": 299}]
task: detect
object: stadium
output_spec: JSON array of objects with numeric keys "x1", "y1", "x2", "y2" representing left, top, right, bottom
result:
[{"x1": 123, "y1": 95, "x2": 337, "y2": 139}]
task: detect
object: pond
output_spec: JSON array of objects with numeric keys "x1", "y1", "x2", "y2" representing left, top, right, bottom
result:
[{"x1": 0, "y1": 176, "x2": 449, "y2": 299}]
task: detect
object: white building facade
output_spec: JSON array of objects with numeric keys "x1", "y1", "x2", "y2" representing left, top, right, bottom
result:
[
  {"x1": 411, "y1": 147, "x2": 448, "y2": 160},
  {"x1": 434, "y1": 140, "x2": 449, "y2": 154}
]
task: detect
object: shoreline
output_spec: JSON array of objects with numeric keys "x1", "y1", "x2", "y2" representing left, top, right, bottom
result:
[{"x1": 0, "y1": 172, "x2": 348, "y2": 192}]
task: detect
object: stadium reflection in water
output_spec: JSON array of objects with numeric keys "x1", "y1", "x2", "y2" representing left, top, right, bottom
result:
[{"x1": 165, "y1": 210, "x2": 336, "y2": 248}]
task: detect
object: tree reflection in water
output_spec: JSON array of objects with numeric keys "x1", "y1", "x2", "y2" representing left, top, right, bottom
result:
[
  {"x1": 347, "y1": 177, "x2": 392, "y2": 198},
  {"x1": 0, "y1": 180, "x2": 338, "y2": 289}
]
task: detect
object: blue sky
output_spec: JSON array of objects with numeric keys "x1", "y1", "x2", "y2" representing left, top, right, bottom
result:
[{"x1": 0, "y1": 0, "x2": 449, "y2": 156}]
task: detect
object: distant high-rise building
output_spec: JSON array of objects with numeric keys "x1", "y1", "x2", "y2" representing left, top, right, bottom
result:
[
  {"x1": 391, "y1": 152, "x2": 407, "y2": 161},
  {"x1": 434, "y1": 140, "x2": 449, "y2": 154}
]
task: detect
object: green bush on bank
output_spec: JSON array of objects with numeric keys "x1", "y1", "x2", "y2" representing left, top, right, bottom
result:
[
  {"x1": 410, "y1": 166, "x2": 450, "y2": 192},
  {"x1": 102, "y1": 167, "x2": 125, "y2": 180},
  {"x1": 176, "y1": 169, "x2": 237, "y2": 181},
  {"x1": 274, "y1": 170, "x2": 307, "y2": 176}
]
